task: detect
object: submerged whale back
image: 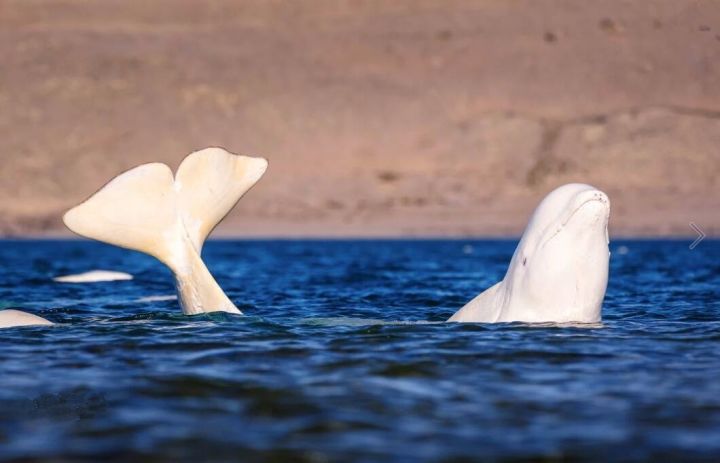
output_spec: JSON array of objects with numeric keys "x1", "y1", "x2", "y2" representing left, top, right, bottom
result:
[
  {"x1": 63, "y1": 147, "x2": 268, "y2": 315},
  {"x1": 0, "y1": 310, "x2": 53, "y2": 328}
]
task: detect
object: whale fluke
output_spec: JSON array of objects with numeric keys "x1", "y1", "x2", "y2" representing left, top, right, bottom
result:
[
  {"x1": 63, "y1": 147, "x2": 268, "y2": 315},
  {"x1": 0, "y1": 310, "x2": 53, "y2": 328}
]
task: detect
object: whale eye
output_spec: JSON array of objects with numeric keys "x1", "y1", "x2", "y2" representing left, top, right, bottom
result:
[{"x1": 522, "y1": 257, "x2": 527, "y2": 266}]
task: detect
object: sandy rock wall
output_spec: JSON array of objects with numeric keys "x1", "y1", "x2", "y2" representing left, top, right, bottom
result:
[{"x1": 1, "y1": 0, "x2": 718, "y2": 236}]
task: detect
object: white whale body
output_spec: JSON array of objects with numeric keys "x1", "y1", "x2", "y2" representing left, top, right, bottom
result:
[
  {"x1": 63, "y1": 147, "x2": 268, "y2": 315},
  {"x1": 135, "y1": 295, "x2": 177, "y2": 303},
  {"x1": 54, "y1": 270, "x2": 133, "y2": 283},
  {"x1": 0, "y1": 310, "x2": 53, "y2": 328},
  {"x1": 449, "y1": 183, "x2": 610, "y2": 324}
]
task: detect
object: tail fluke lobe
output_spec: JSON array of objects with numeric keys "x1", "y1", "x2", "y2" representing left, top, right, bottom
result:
[
  {"x1": 63, "y1": 148, "x2": 267, "y2": 315},
  {"x1": 176, "y1": 147, "x2": 268, "y2": 252},
  {"x1": 63, "y1": 163, "x2": 182, "y2": 268}
]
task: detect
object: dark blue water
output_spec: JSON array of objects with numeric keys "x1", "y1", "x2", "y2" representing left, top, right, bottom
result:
[{"x1": 0, "y1": 239, "x2": 719, "y2": 462}]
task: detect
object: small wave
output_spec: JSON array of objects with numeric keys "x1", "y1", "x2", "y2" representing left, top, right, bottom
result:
[
  {"x1": 302, "y1": 317, "x2": 441, "y2": 327},
  {"x1": 53, "y1": 270, "x2": 133, "y2": 283}
]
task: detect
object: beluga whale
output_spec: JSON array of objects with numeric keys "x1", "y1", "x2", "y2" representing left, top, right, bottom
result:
[
  {"x1": 0, "y1": 310, "x2": 53, "y2": 328},
  {"x1": 63, "y1": 147, "x2": 268, "y2": 315},
  {"x1": 449, "y1": 183, "x2": 610, "y2": 324}
]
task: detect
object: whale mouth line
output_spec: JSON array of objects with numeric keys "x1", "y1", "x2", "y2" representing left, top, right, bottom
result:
[
  {"x1": 562, "y1": 197, "x2": 606, "y2": 226},
  {"x1": 542, "y1": 196, "x2": 608, "y2": 247}
]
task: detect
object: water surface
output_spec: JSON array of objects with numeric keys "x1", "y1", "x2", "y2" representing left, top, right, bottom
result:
[{"x1": 1, "y1": 239, "x2": 719, "y2": 462}]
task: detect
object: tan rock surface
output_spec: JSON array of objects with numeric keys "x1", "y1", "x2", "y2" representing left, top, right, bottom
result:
[{"x1": 1, "y1": 0, "x2": 719, "y2": 236}]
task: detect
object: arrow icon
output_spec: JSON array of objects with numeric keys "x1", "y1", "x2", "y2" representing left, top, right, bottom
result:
[{"x1": 689, "y1": 222, "x2": 706, "y2": 250}]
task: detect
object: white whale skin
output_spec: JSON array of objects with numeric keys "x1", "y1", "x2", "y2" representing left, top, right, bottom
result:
[
  {"x1": 63, "y1": 147, "x2": 268, "y2": 316},
  {"x1": 449, "y1": 183, "x2": 611, "y2": 324},
  {"x1": 54, "y1": 270, "x2": 133, "y2": 283},
  {"x1": 0, "y1": 310, "x2": 53, "y2": 328}
]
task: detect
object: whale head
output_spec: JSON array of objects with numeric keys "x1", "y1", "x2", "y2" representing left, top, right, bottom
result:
[{"x1": 501, "y1": 183, "x2": 610, "y2": 323}]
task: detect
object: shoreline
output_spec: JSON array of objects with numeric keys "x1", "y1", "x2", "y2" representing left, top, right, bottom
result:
[{"x1": 3, "y1": 233, "x2": 714, "y2": 241}]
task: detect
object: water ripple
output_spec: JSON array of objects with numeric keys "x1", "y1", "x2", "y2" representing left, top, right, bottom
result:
[{"x1": 0, "y1": 239, "x2": 718, "y2": 461}]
